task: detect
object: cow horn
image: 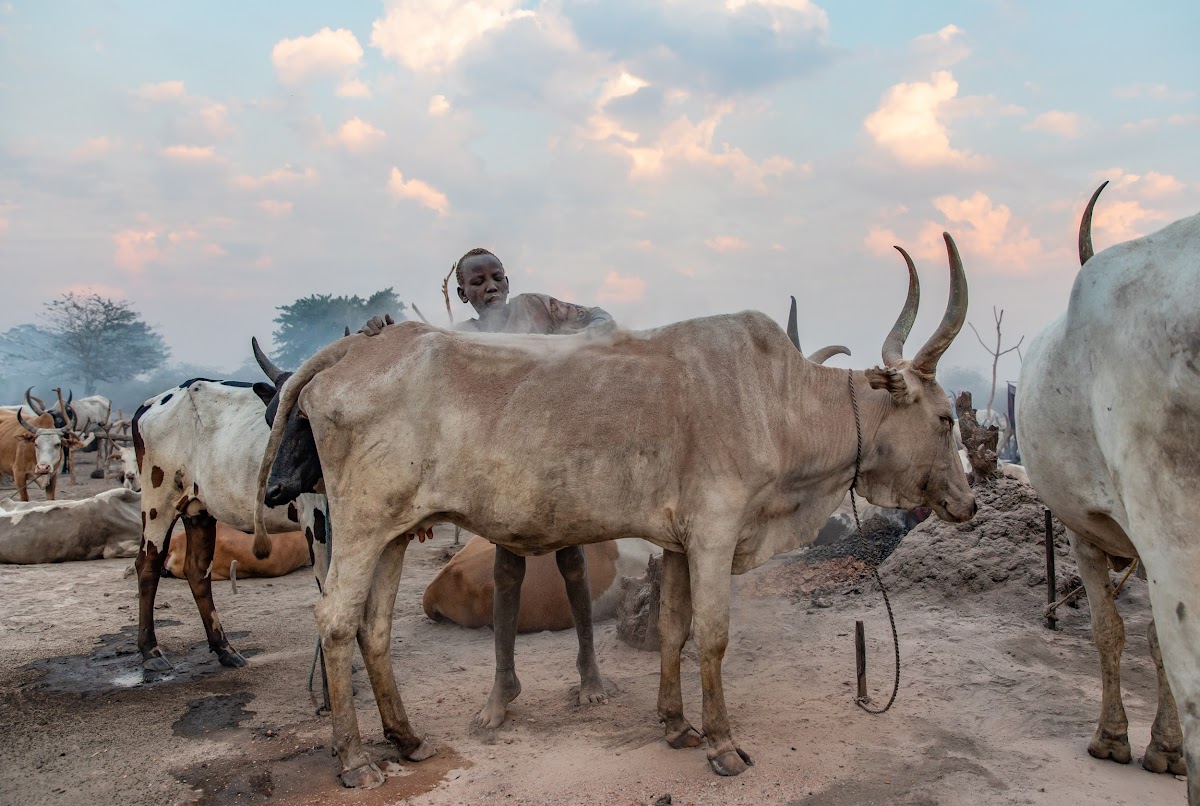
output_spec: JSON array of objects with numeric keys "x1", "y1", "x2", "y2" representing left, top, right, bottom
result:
[
  {"x1": 24, "y1": 386, "x2": 46, "y2": 415},
  {"x1": 786, "y1": 296, "x2": 801, "y2": 352},
  {"x1": 16, "y1": 409, "x2": 38, "y2": 434},
  {"x1": 808, "y1": 345, "x2": 851, "y2": 364},
  {"x1": 912, "y1": 233, "x2": 968, "y2": 375},
  {"x1": 344, "y1": 325, "x2": 351, "y2": 337},
  {"x1": 65, "y1": 389, "x2": 73, "y2": 407},
  {"x1": 252, "y1": 337, "x2": 285, "y2": 384},
  {"x1": 1078, "y1": 180, "x2": 1108, "y2": 266},
  {"x1": 882, "y1": 246, "x2": 921, "y2": 367},
  {"x1": 65, "y1": 404, "x2": 78, "y2": 432}
]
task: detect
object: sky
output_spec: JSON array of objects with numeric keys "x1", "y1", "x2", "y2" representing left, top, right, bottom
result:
[{"x1": 1, "y1": 0, "x2": 1197, "y2": 386}]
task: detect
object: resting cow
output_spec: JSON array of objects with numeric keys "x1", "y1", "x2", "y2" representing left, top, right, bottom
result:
[
  {"x1": 165, "y1": 521, "x2": 310, "y2": 580},
  {"x1": 0, "y1": 408, "x2": 81, "y2": 501},
  {"x1": 1018, "y1": 182, "x2": 1200, "y2": 802},
  {"x1": 424, "y1": 537, "x2": 660, "y2": 632},
  {"x1": 255, "y1": 234, "x2": 975, "y2": 788},
  {"x1": 0, "y1": 488, "x2": 142, "y2": 563}
]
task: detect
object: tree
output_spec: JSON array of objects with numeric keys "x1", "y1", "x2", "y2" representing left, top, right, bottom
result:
[
  {"x1": 968, "y1": 307, "x2": 1024, "y2": 413},
  {"x1": 271, "y1": 288, "x2": 406, "y2": 368},
  {"x1": 0, "y1": 294, "x2": 169, "y2": 395}
]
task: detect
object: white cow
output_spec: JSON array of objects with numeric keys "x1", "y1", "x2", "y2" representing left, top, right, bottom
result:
[
  {"x1": 0, "y1": 488, "x2": 142, "y2": 563},
  {"x1": 1018, "y1": 182, "x2": 1200, "y2": 802}
]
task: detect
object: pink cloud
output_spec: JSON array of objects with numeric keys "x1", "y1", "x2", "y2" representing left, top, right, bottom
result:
[
  {"x1": 134, "y1": 80, "x2": 186, "y2": 102},
  {"x1": 258, "y1": 200, "x2": 294, "y2": 219},
  {"x1": 705, "y1": 235, "x2": 750, "y2": 253},
  {"x1": 272, "y1": 28, "x2": 363, "y2": 85},
  {"x1": 864, "y1": 71, "x2": 989, "y2": 169},
  {"x1": 387, "y1": 167, "x2": 449, "y2": 216},
  {"x1": 161, "y1": 144, "x2": 222, "y2": 162},
  {"x1": 112, "y1": 229, "x2": 162, "y2": 273},
  {"x1": 597, "y1": 271, "x2": 647, "y2": 303},
  {"x1": 233, "y1": 165, "x2": 318, "y2": 190}
]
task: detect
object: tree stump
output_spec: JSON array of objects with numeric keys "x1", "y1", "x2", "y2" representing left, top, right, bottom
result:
[
  {"x1": 617, "y1": 553, "x2": 662, "y2": 651},
  {"x1": 955, "y1": 391, "x2": 1000, "y2": 482}
]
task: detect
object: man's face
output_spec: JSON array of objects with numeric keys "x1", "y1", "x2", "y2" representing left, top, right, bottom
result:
[{"x1": 457, "y1": 253, "x2": 510, "y2": 313}]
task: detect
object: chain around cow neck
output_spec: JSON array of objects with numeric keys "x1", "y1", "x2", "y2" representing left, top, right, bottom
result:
[{"x1": 847, "y1": 368, "x2": 901, "y2": 715}]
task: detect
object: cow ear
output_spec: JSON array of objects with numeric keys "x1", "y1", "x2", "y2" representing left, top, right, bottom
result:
[
  {"x1": 252, "y1": 382, "x2": 277, "y2": 406},
  {"x1": 865, "y1": 366, "x2": 919, "y2": 405},
  {"x1": 17, "y1": 432, "x2": 35, "y2": 442}
]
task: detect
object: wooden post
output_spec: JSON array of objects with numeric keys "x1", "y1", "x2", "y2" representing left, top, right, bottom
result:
[
  {"x1": 1044, "y1": 509, "x2": 1057, "y2": 630},
  {"x1": 855, "y1": 620, "x2": 867, "y2": 701}
]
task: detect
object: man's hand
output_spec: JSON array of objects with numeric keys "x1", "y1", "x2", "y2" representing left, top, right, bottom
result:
[{"x1": 359, "y1": 313, "x2": 395, "y2": 336}]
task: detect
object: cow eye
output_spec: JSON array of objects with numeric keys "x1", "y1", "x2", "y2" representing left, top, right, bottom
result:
[{"x1": 939, "y1": 415, "x2": 953, "y2": 427}]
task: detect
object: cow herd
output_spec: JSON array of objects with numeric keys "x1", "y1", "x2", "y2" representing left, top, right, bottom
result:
[{"x1": 1, "y1": 183, "x2": 1197, "y2": 804}]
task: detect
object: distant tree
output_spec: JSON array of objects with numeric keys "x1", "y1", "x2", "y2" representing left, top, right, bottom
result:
[
  {"x1": 271, "y1": 288, "x2": 406, "y2": 368},
  {"x1": 0, "y1": 294, "x2": 169, "y2": 395}
]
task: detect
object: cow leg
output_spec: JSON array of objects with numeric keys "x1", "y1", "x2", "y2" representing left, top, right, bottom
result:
[
  {"x1": 474, "y1": 545, "x2": 525, "y2": 729},
  {"x1": 357, "y1": 537, "x2": 437, "y2": 763},
  {"x1": 658, "y1": 549, "x2": 702, "y2": 749},
  {"x1": 688, "y1": 546, "x2": 752, "y2": 776},
  {"x1": 136, "y1": 538, "x2": 171, "y2": 671},
  {"x1": 316, "y1": 538, "x2": 388, "y2": 789},
  {"x1": 556, "y1": 545, "x2": 606, "y2": 707},
  {"x1": 45, "y1": 473, "x2": 58, "y2": 501},
  {"x1": 1143, "y1": 618, "x2": 1187, "y2": 774},
  {"x1": 15, "y1": 467, "x2": 29, "y2": 501},
  {"x1": 1070, "y1": 532, "x2": 1132, "y2": 764},
  {"x1": 182, "y1": 513, "x2": 245, "y2": 668}
]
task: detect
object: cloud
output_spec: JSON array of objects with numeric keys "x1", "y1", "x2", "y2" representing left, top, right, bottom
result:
[
  {"x1": 610, "y1": 105, "x2": 798, "y2": 191},
  {"x1": 371, "y1": 0, "x2": 535, "y2": 73},
  {"x1": 1096, "y1": 168, "x2": 1186, "y2": 199},
  {"x1": 386, "y1": 167, "x2": 449, "y2": 216},
  {"x1": 197, "y1": 103, "x2": 233, "y2": 139},
  {"x1": 328, "y1": 117, "x2": 386, "y2": 152},
  {"x1": 71, "y1": 136, "x2": 117, "y2": 161},
  {"x1": 272, "y1": 27, "x2": 364, "y2": 85},
  {"x1": 134, "y1": 80, "x2": 186, "y2": 102},
  {"x1": 913, "y1": 24, "x2": 969, "y2": 68},
  {"x1": 1023, "y1": 110, "x2": 1082, "y2": 138},
  {"x1": 597, "y1": 71, "x2": 649, "y2": 107},
  {"x1": 161, "y1": 144, "x2": 222, "y2": 162},
  {"x1": 1119, "y1": 113, "x2": 1200, "y2": 133},
  {"x1": 1083, "y1": 169, "x2": 1183, "y2": 243},
  {"x1": 1112, "y1": 82, "x2": 1195, "y2": 102},
  {"x1": 864, "y1": 71, "x2": 988, "y2": 169},
  {"x1": 232, "y1": 165, "x2": 318, "y2": 190},
  {"x1": 112, "y1": 229, "x2": 163, "y2": 273},
  {"x1": 597, "y1": 271, "x2": 647, "y2": 303},
  {"x1": 428, "y1": 94, "x2": 451, "y2": 117},
  {"x1": 258, "y1": 200, "x2": 294, "y2": 219},
  {"x1": 705, "y1": 235, "x2": 750, "y2": 253},
  {"x1": 336, "y1": 79, "x2": 371, "y2": 99}
]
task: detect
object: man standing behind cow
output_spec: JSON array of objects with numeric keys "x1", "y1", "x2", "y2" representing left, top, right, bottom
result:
[{"x1": 361, "y1": 247, "x2": 615, "y2": 729}]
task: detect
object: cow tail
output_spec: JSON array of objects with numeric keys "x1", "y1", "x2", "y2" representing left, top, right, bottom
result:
[{"x1": 252, "y1": 339, "x2": 354, "y2": 560}]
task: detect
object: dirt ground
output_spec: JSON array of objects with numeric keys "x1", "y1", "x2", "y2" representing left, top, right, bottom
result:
[{"x1": 0, "y1": 453, "x2": 1188, "y2": 805}]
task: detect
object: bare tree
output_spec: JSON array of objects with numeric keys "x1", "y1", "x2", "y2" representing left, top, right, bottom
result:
[{"x1": 968, "y1": 306, "x2": 1024, "y2": 413}]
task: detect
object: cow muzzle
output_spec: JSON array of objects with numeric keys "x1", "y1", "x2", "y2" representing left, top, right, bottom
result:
[{"x1": 34, "y1": 464, "x2": 53, "y2": 477}]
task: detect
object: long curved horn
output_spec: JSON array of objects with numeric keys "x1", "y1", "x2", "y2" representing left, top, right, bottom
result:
[
  {"x1": 251, "y1": 337, "x2": 285, "y2": 384},
  {"x1": 65, "y1": 404, "x2": 78, "y2": 432},
  {"x1": 807, "y1": 345, "x2": 851, "y2": 364},
  {"x1": 65, "y1": 389, "x2": 73, "y2": 407},
  {"x1": 24, "y1": 386, "x2": 46, "y2": 415},
  {"x1": 1078, "y1": 180, "x2": 1108, "y2": 266},
  {"x1": 882, "y1": 245, "x2": 921, "y2": 366},
  {"x1": 786, "y1": 296, "x2": 801, "y2": 352},
  {"x1": 16, "y1": 409, "x2": 38, "y2": 434},
  {"x1": 912, "y1": 233, "x2": 969, "y2": 375}
]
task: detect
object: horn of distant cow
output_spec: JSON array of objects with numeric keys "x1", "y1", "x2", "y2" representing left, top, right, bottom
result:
[
  {"x1": 786, "y1": 296, "x2": 801, "y2": 352},
  {"x1": 344, "y1": 326, "x2": 351, "y2": 337},
  {"x1": 912, "y1": 233, "x2": 969, "y2": 375},
  {"x1": 1078, "y1": 180, "x2": 1108, "y2": 266},
  {"x1": 65, "y1": 404, "x2": 78, "y2": 432},
  {"x1": 16, "y1": 409, "x2": 38, "y2": 434},
  {"x1": 881, "y1": 245, "x2": 921, "y2": 366},
  {"x1": 807, "y1": 345, "x2": 851, "y2": 364},
  {"x1": 251, "y1": 337, "x2": 285, "y2": 384},
  {"x1": 24, "y1": 386, "x2": 46, "y2": 415}
]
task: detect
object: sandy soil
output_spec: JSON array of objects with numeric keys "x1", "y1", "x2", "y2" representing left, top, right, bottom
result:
[{"x1": 0, "y1": 457, "x2": 1188, "y2": 805}]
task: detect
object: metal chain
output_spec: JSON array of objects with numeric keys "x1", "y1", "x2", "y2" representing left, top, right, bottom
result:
[{"x1": 847, "y1": 369, "x2": 900, "y2": 714}]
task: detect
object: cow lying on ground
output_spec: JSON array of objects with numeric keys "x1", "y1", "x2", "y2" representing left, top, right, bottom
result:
[
  {"x1": 1018, "y1": 182, "x2": 1200, "y2": 802},
  {"x1": 424, "y1": 537, "x2": 660, "y2": 632},
  {"x1": 0, "y1": 488, "x2": 141, "y2": 563},
  {"x1": 132, "y1": 376, "x2": 326, "y2": 672},
  {"x1": 255, "y1": 233, "x2": 975, "y2": 787},
  {"x1": 165, "y1": 520, "x2": 310, "y2": 580},
  {"x1": 0, "y1": 408, "x2": 81, "y2": 501}
]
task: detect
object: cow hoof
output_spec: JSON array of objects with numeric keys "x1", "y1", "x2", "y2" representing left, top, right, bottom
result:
[
  {"x1": 709, "y1": 748, "x2": 754, "y2": 777},
  {"x1": 1142, "y1": 740, "x2": 1187, "y2": 775},
  {"x1": 215, "y1": 647, "x2": 248, "y2": 668},
  {"x1": 578, "y1": 680, "x2": 608, "y2": 706},
  {"x1": 1088, "y1": 730, "x2": 1132, "y2": 764},
  {"x1": 340, "y1": 762, "x2": 385, "y2": 789},
  {"x1": 666, "y1": 727, "x2": 705, "y2": 749},
  {"x1": 403, "y1": 739, "x2": 438, "y2": 762},
  {"x1": 472, "y1": 704, "x2": 508, "y2": 731},
  {"x1": 142, "y1": 654, "x2": 172, "y2": 672}
]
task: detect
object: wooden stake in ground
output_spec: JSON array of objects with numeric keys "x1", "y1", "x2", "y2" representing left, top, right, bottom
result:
[
  {"x1": 955, "y1": 391, "x2": 1000, "y2": 481},
  {"x1": 441, "y1": 265, "x2": 456, "y2": 325},
  {"x1": 1044, "y1": 509, "x2": 1057, "y2": 630},
  {"x1": 855, "y1": 620, "x2": 868, "y2": 701}
]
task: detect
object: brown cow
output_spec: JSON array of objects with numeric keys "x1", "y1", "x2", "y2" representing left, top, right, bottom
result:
[
  {"x1": 165, "y1": 521, "x2": 311, "y2": 580},
  {"x1": 0, "y1": 409, "x2": 82, "y2": 501},
  {"x1": 424, "y1": 537, "x2": 659, "y2": 632}
]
